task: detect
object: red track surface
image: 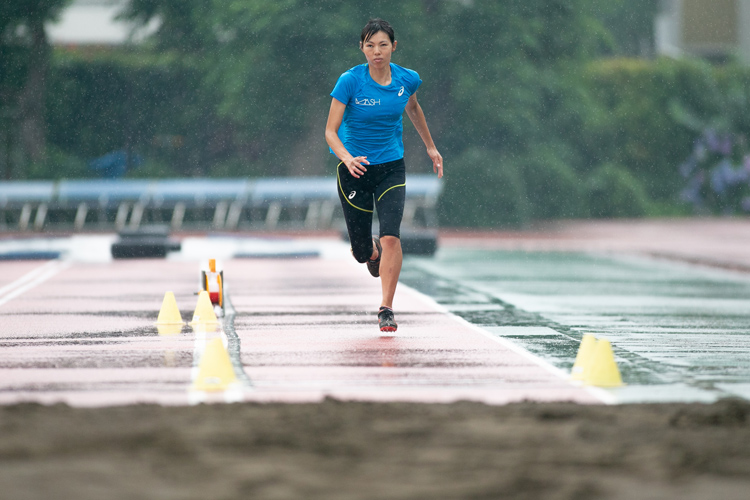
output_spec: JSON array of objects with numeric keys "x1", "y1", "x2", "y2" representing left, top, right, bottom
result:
[
  {"x1": 440, "y1": 218, "x2": 750, "y2": 271},
  {"x1": 0, "y1": 256, "x2": 599, "y2": 407}
]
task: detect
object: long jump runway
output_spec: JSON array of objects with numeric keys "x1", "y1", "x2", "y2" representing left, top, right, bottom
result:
[{"x1": 0, "y1": 253, "x2": 601, "y2": 407}]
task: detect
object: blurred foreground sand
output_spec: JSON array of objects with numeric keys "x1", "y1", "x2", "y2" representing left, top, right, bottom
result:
[{"x1": 2, "y1": 399, "x2": 749, "y2": 500}]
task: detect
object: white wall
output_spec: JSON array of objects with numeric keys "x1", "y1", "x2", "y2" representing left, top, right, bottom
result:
[
  {"x1": 655, "y1": 0, "x2": 750, "y2": 64},
  {"x1": 739, "y1": 0, "x2": 750, "y2": 64},
  {"x1": 46, "y1": 0, "x2": 158, "y2": 46}
]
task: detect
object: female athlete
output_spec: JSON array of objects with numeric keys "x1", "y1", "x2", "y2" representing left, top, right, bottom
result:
[{"x1": 325, "y1": 18, "x2": 443, "y2": 333}]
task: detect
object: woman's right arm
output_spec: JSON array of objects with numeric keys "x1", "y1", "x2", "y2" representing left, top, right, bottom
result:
[{"x1": 325, "y1": 98, "x2": 370, "y2": 178}]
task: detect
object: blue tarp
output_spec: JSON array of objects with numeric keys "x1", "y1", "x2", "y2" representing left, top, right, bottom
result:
[{"x1": 89, "y1": 150, "x2": 144, "y2": 179}]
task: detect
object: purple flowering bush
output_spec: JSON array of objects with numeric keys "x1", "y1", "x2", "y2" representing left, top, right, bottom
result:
[{"x1": 679, "y1": 129, "x2": 750, "y2": 214}]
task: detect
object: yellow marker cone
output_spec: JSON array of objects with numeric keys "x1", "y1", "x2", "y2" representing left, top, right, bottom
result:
[
  {"x1": 191, "y1": 290, "x2": 219, "y2": 325},
  {"x1": 192, "y1": 338, "x2": 238, "y2": 391},
  {"x1": 584, "y1": 339, "x2": 624, "y2": 387},
  {"x1": 570, "y1": 334, "x2": 597, "y2": 381},
  {"x1": 190, "y1": 322, "x2": 220, "y2": 334},
  {"x1": 156, "y1": 291, "x2": 183, "y2": 325},
  {"x1": 157, "y1": 324, "x2": 183, "y2": 336}
]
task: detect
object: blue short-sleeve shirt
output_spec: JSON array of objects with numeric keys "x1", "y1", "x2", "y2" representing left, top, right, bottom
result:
[{"x1": 330, "y1": 63, "x2": 422, "y2": 165}]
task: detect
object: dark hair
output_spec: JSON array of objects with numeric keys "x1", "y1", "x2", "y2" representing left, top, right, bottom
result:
[{"x1": 360, "y1": 18, "x2": 395, "y2": 45}]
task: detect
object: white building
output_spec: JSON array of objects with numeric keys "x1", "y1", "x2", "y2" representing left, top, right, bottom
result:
[
  {"x1": 46, "y1": 0, "x2": 158, "y2": 46},
  {"x1": 656, "y1": 0, "x2": 750, "y2": 63}
]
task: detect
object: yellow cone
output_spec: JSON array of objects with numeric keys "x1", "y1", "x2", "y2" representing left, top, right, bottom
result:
[
  {"x1": 192, "y1": 338, "x2": 238, "y2": 391},
  {"x1": 570, "y1": 334, "x2": 597, "y2": 381},
  {"x1": 191, "y1": 290, "x2": 219, "y2": 325},
  {"x1": 156, "y1": 291, "x2": 183, "y2": 325},
  {"x1": 157, "y1": 324, "x2": 183, "y2": 336},
  {"x1": 190, "y1": 322, "x2": 220, "y2": 334},
  {"x1": 584, "y1": 339, "x2": 624, "y2": 387}
]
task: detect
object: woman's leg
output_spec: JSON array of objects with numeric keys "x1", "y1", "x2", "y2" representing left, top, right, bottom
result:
[
  {"x1": 337, "y1": 161, "x2": 375, "y2": 263},
  {"x1": 374, "y1": 159, "x2": 406, "y2": 310},
  {"x1": 379, "y1": 235, "x2": 402, "y2": 308}
]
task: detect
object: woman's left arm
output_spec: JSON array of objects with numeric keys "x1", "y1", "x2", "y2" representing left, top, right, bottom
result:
[{"x1": 405, "y1": 93, "x2": 443, "y2": 178}]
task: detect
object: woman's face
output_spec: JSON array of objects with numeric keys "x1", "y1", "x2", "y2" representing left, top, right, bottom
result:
[{"x1": 360, "y1": 31, "x2": 396, "y2": 69}]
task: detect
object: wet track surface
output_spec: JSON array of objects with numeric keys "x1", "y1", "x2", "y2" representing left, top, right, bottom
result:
[
  {"x1": 2, "y1": 232, "x2": 750, "y2": 407},
  {"x1": 0, "y1": 241, "x2": 600, "y2": 406},
  {"x1": 404, "y1": 249, "x2": 750, "y2": 403}
]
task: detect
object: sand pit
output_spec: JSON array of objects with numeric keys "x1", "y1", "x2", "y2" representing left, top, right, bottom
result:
[{"x1": 2, "y1": 399, "x2": 749, "y2": 499}]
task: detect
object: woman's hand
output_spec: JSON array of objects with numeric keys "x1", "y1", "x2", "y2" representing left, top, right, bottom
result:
[
  {"x1": 346, "y1": 156, "x2": 370, "y2": 178},
  {"x1": 427, "y1": 148, "x2": 443, "y2": 178}
]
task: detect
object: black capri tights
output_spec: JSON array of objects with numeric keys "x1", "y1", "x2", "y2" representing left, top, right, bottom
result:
[{"x1": 337, "y1": 158, "x2": 406, "y2": 263}]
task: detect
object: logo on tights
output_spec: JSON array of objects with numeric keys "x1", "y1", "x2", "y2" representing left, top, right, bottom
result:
[{"x1": 348, "y1": 191, "x2": 356, "y2": 199}]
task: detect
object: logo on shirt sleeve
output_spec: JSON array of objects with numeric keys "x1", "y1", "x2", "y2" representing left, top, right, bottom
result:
[{"x1": 398, "y1": 86, "x2": 404, "y2": 96}]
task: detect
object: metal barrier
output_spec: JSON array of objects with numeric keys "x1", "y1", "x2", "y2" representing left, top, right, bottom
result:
[{"x1": 0, "y1": 175, "x2": 442, "y2": 232}]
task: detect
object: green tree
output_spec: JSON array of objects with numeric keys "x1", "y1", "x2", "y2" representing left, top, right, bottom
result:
[
  {"x1": 39, "y1": 0, "x2": 750, "y2": 224},
  {"x1": 588, "y1": 0, "x2": 659, "y2": 57},
  {"x1": 0, "y1": 0, "x2": 69, "y2": 179},
  {"x1": 123, "y1": 0, "x2": 604, "y2": 178},
  {"x1": 121, "y1": 0, "x2": 214, "y2": 52}
]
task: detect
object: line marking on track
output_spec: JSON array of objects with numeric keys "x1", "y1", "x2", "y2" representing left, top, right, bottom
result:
[
  {"x1": 222, "y1": 292, "x2": 254, "y2": 388},
  {"x1": 188, "y1": 290, "x2": 251, "y2": 405},
  {"x1": 0, "y1": 260, "x2": 72, "y2": 309},
  {"x1": 401, "y1": 283, "x2": 615, "y2": 404},
  {"x1": 0, "y1": 260, "x2": 60, "y2": 297}
]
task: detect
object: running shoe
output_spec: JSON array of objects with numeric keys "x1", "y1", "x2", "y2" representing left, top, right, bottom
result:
[
  {"x1": 378, "y1": 306, "x2": 398, "y2": 332},
  {"x1": 367, "y1": 237, "x2": 382, "y2": 278}
]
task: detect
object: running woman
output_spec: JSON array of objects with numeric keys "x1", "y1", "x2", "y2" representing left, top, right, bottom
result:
[{"x1": 325, "y1": 18, "x2": 443, "y2": 333}]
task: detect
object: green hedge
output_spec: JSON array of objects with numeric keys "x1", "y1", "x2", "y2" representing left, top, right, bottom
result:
[
  {"x1": 438, "y1": 57, "x2": 750, "y2": 227},
  {"x1": 586, "y1": 163, "x2": 651, "y2": 218},
  {"x1": 439, "y1": 148, "x2": 531, "y2": 228},
  {"x1": 44, "y1": 51, "x2": 247, "y2": 179},
  {"x1": 581, "y1": 57, "x2": 725, "y2": 201}
]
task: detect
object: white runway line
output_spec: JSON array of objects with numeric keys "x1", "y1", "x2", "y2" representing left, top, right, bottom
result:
[{"x1": 0, "y1": 260, "x2": 71, "y2": 309}]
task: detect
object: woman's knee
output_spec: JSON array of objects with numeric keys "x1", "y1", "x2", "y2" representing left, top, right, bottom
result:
[
  {"x1": 351, "y1": 239, "x2": 372, "y2": 263},
  {"x1": 380, "y1": 235, "x2": 401, "y2": 251}
]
